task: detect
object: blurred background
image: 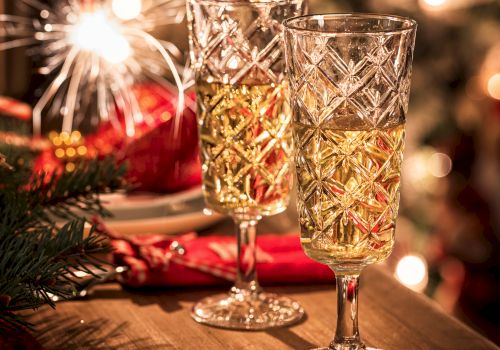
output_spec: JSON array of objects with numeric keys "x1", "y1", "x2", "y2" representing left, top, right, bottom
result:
[{"x1": 1, "y1": 0, "x2": 499, "y2": 345}]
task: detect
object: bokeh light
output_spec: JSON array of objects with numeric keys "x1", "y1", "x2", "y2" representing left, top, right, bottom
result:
[
  {"x1": 423, "y1": 0, "x2": 446, "y2": 6},
  {"x1": 395, "y1": 255, "x2": 428, "y2": 292},
  {"x1": 405, "y1": 147, "x2": 453, "y2": 194},
  {"x1": 428, "y1": 152, "x2": 453, "y2": 178},
  {"x1": 112, "y1": 0, "x2": 142, "y2": 21},
  {"x1": 487, "y1": 73, "x2": 500, "y2": 100}
]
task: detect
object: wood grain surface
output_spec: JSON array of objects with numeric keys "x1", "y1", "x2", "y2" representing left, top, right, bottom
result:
[{"x1": 29, "y1": 265, "x2": 497, "y2": 350}]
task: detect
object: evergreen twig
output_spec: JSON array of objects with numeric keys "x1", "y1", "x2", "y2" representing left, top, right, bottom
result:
[{"x1": 0, "y1": 147, "x2": 127, "y2": 332}]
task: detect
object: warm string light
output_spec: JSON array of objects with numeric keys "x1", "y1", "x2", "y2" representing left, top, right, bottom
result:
[
  {"x1": 419, "y1": 0, "x2": 488, "y2": 11},
  {"x1": 0, "y1": 0, "x2": 188, "y2": 136},
  {"x1": 48, "y1": 130, "x2": 87, "y2": 172},
  {"x1": 428, "y1": 152, "x2": 453, "y2": 178},
  {"x1": 479, "y1": 43, "x2": 500, "y2": 98}
]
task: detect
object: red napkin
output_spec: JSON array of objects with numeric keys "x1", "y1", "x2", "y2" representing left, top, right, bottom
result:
[{"x1": 109, "y1": 232, "x2": 334, "y2": 287}]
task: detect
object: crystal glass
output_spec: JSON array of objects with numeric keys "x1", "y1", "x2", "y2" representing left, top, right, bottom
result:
[
  {"x1": 284, "y1": 14, "x2": 416, "y2": 349},
  {"x1": 187, "y1": 0, "x2": 306, "y2": 330}
]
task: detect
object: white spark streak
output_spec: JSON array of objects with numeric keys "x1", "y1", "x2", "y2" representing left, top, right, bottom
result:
[{"x1": 1, "y1": 0, "x2": 189, "y2": 137}]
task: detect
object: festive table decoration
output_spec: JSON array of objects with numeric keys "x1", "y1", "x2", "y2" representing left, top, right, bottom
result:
[
  {"x1": 0, "y1": 0, "x2": 187, "y2": 137},
  {"x1": 38, "y1": 84, "x2": 201, "y2": 192},
  {"x1": 85, "y1": 84, "x2": 201, "y2": 192},
  {"x1": 0, "y1": 147, "x2": 126, "y2": 332},
  {"x1": 186, "y1": 0, "x2": 306, "y2": 330},
  {"x1": 1, "y1": 0, "x2": 200, "y2": 195},
  {"x1": 98, "y1": 221, "x2": 333, "y2": 288}
]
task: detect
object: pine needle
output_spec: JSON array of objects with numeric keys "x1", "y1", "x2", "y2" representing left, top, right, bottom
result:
[{"x1": 0, "y1": 148, "x2": 127, "y2": 332}]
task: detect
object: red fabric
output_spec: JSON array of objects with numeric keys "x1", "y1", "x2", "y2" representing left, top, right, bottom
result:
[{"x1": 111, "y1": 233, "x2": 334, "y2": 288}]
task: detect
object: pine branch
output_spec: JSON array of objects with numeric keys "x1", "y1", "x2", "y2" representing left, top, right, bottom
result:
[
  {"x1": 0, "y1": 220, "x2": 111, "y2": 331},
  {"x1": 27, "y1": 157, "x2": 128, "y2": 222},
  {"x1": 0, "y1": 155, "x2": 128, "y2": 231},
  {"x1": 0, "y1": 147, "x2": 128, "y2": 332}
]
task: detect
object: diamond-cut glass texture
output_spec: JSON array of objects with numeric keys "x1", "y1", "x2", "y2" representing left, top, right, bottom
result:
[
  {"x1": 187, "y1": 0, "x2": 304, "y2": 216},
  {"x1": 284, "y1": 17, "x2": 416, "y2": 268}
]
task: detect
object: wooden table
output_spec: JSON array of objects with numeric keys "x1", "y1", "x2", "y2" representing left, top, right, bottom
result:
[{"x1": 30, "y1": 265, "x2": 497, "y2": 350}]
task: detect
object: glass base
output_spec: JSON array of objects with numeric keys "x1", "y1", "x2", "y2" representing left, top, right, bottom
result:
[{"x1": 191, "y1": 290, "x2": 304, "y2": 330}]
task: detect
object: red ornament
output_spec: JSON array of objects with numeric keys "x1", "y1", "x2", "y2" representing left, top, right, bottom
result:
[
  {"x1": 117, "y1": 86, "x2": 201, "y2": 192},
  {"x1": 33, "y1": 84, "x2": 202, "y2": 193},
  {"x1": 119, "y1": 85, "x2": 201, "y2": 192}
]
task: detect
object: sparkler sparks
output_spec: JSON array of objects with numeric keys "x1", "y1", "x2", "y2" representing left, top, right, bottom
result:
[{"x1": 0, "y1": 0, "x2": 188, "y2": 137}]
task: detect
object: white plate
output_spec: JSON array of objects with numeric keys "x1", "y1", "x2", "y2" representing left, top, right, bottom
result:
[
  {"x1": 100, "y1": 187, "x2": 224, "y2": 236},
  {"x1": 104, "y1": 211, "x2": 223, "y2": 236},
  {"x1": 100, "y1": 186, "x2": 203, "y2": 212}
]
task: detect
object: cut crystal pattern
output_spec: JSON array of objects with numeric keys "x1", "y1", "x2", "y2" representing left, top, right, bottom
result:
[
  {"x1": 187, "y1": 0, "x2": 306, "y2": 330},
  {"x1": 285, "y1": 31, "x2": 416, "y2": 130},
  {"x1": 187, "y1": 0, "x2": 304, "y2": 216},
  {"x1": 284, "y1": 20, "x2": 416, "y2": 268},
  {"x1": 196, "y1": 82, "x2": 293, "y2": 216},
  {"x1": 188, "y1": 0, "x2": 304, "y2": 86}
]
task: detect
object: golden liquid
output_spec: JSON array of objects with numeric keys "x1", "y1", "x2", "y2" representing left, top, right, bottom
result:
[
  {"x1": 196, "y1": 81, "x2": 293, "y2": 216},
  {"x1": 296, "y1": 123, "x2": 405, "y2": 271}
]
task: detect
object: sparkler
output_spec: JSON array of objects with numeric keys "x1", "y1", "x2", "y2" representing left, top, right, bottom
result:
[{"x1": 0, "y1": 0, "x2": 188, "y2": 137}]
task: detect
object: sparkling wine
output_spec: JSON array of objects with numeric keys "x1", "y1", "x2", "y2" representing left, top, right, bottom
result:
[
  {"x1": 196, "y1": 81, "x2": 293, "y2": 216},
  {"x1": 295, "y1": 123, "x2": 405, "y2": 270}
]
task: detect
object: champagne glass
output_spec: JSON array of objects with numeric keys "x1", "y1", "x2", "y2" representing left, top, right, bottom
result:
[
  {"x1": 186, "y1": 0, "x2": 306, "y2": 330},
  {"x1": 283, "y1": 14, "x2": 417, "y2": 348}
]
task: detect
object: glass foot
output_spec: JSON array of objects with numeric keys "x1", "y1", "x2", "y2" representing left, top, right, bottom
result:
[{"x1": 191, "y1": 290, "x2": 304, "y2": 330}]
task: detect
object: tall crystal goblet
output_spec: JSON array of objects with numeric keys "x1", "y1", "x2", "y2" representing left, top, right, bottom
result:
[
  {"x1": 284, "y1": 14, "x2": 417, "y2": 348},
  {"x1": 186, "y1": 0, "x2": 306, "y2": 330}
]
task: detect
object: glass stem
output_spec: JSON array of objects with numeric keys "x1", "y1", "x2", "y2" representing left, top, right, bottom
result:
[
  {"x1": 331, "y1": 274, "x2": 364, "y2": 350},
  {"x1": 233, "y1": 216, "x2": 261, "y2": 293}
]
